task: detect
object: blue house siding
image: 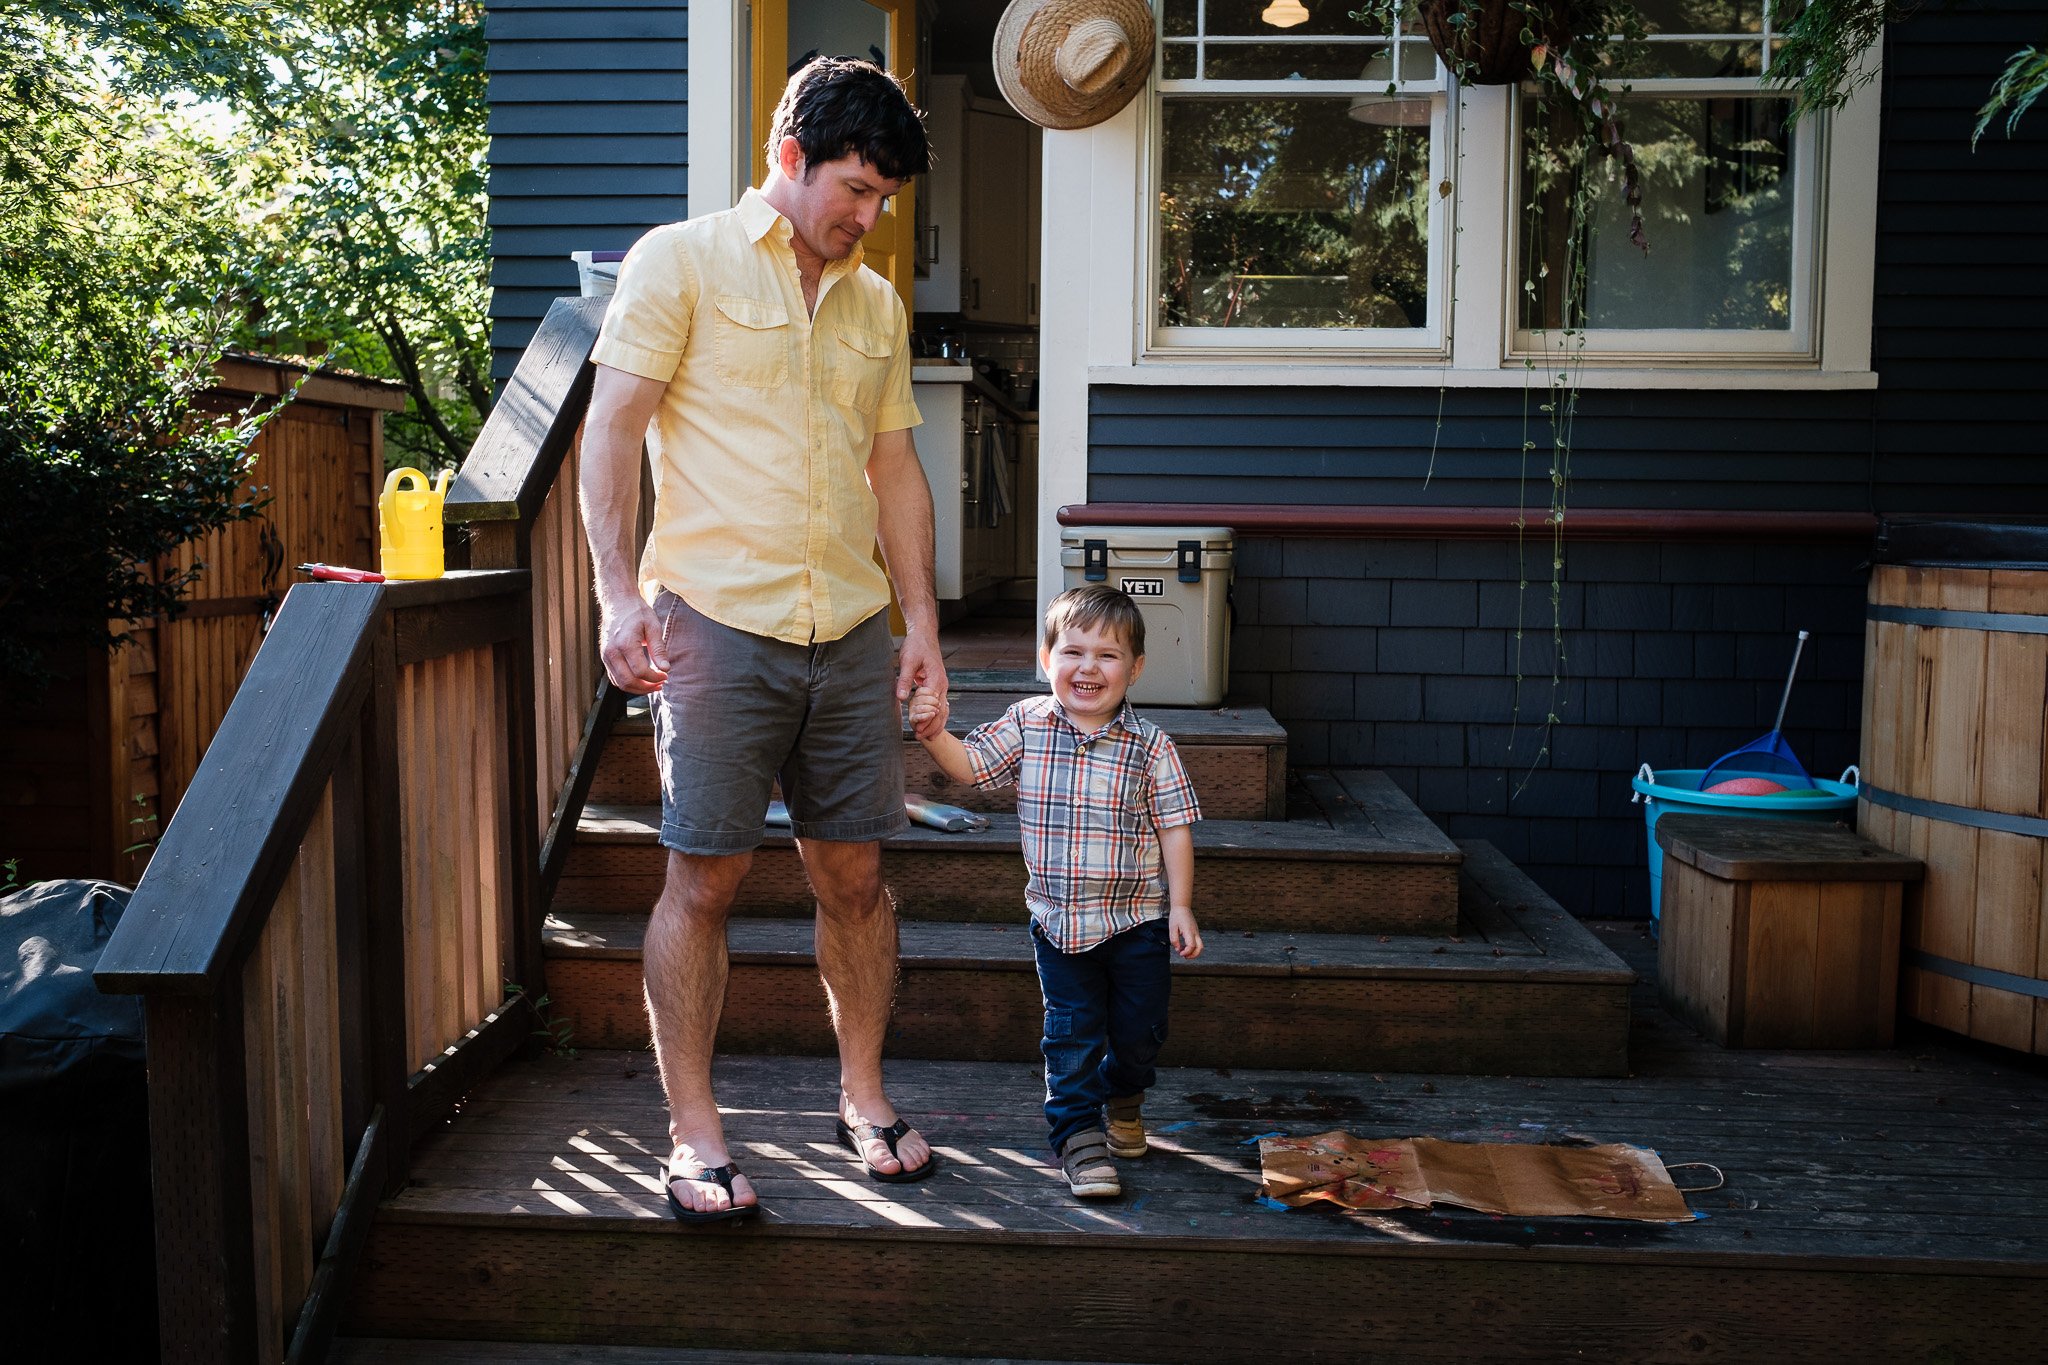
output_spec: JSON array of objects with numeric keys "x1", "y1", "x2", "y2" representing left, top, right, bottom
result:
[
  {"x1": 1088, "y1": 3, "x2": 2048, "y2": 917},
  {"x1": 1224, "y1": 535, "x2": 1869, "y2": 916},
  {"x1": 1869, "y1": 5, "x2": 2048, "y2": 510},
  {"x1": 485, "y1": 0, "x2": 689, "y2": 382},
  {"x1": 1088, "y1": 388, "x2": 1883, "y2": 511}
]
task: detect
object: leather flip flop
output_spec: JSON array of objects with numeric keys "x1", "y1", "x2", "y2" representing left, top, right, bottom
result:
[
  {"x1": 665, "y1": 1161, "x2": 759, "y2": 1224},
  {"x1": 835, "y1": 1116, "x2": 939, "y2": 1184}
]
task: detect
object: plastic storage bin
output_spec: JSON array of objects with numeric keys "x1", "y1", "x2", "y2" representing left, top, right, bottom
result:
[
  {"x1": 1059, "y1": 526, "x2": 1233, "y2": 707},
  {"x1": 1631, "y1": 764, "x2": 1859, "y2": 923},
  {"x1": 570, "y1": 249, "x2": 626, "y2": 298}
]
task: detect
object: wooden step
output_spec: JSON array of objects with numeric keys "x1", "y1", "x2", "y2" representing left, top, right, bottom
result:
[
  {"x1": 342, "y1": 992, "x2": 2048, "y2": 1362},
  {"x1": 588, "y1": 694, "x2": 1290, "y2": 820},
  {"x1": 334, "y1": 1340, "x2": 1102, "y2": 1364},
  {"x1": 543, "y1": 841, "x2": 1630, "y2": 1076},
  {"x1": 556, "y1": 769, "x2": 1461, "y2": 934}
]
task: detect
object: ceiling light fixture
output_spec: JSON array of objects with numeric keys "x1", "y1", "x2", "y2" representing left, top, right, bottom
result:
[{"x1": 1261, "y1": 0, "x2": 1310, "y2": 29}]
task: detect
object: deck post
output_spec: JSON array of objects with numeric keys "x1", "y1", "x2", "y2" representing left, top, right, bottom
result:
[
  {"x1": 143, "y1": 990, "x2": 258, "y2": 1364},
  {"x1": 360, "y1": 613, "x2": 414, "y2": 1191},
  {"x1": 465, "y1": 522, "x2": 549, "y2": 1021}
]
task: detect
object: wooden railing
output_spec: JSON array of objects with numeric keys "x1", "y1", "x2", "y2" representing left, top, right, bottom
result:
[
  {"x1": 444, "y1": 296, "x2": 621, "y2": 901},
  {"x1": 95, "y1": 297, "x2": 610, "y2": 1364}
]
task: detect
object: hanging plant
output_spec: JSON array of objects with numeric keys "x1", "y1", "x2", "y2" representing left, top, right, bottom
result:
[
  {"x1": 1416, "y1": 0, "x2": 1567, "y2": 86},
  {"x1": 1398, "y1": 0, "x2": 1650, "y2": 250}
]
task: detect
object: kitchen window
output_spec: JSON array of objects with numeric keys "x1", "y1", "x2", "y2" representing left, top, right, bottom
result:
[{"x1": 1151, "y1": 0, "x2": 1450, "y2": 353}]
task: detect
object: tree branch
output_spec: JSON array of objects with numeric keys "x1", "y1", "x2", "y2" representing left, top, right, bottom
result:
[{"x1": 376, "y1": 315, "x2": 469, "y2": 465}]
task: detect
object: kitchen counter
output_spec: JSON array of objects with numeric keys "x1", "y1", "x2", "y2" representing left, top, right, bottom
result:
[{"x1": 912, "y1": 362, "x2": 1035, "y2": 422}]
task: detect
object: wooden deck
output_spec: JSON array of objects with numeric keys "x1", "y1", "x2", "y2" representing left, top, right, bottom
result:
[{"x1": 342, "y1": 925, "x2": 2048, "y2": 1362}]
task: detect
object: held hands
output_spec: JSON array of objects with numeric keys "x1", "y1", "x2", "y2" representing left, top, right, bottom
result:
[
  {"x1": 599, "y1": 600, "x2": 669, "y2": 695},
  {"x1": 897, "y1": 626, "x2": 949, "y2": 742},
  {"x1": 1168, "y1": 905, "x2": 1203, "y2": 960},
  {"x1": 907, "y1": 686, "x2": 950, "y2": 743}
]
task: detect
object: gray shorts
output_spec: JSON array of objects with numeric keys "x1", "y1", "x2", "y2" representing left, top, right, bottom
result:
[{"x1": 650, "y1": 590, "x2": 908, "y2": 854}]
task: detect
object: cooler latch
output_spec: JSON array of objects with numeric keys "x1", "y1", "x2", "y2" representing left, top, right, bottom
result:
[
  {"x1": 1177, "y1": 540, "x2": 1201, "y2": 583},
  {"x1": 1083, "y1": 539, "x2": 1108, "y2": 582}
]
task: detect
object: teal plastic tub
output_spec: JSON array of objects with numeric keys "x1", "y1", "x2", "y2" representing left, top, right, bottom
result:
[{"x1": 1631, "y1": 764, "x2": 1859, "y2": 923}]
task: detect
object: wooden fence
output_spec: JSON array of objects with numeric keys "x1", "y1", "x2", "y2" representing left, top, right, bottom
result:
[
  {"x1": 95, "y1": 298, "x2": 608, "y2": 1364},
  {"x1": 0, "y1": 360, "x2": 402, "y2": 888}
]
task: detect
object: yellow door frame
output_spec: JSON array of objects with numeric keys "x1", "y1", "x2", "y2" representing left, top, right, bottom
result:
[{"x1": 750, "y1": 0, "x2": 920, "y2": 315}]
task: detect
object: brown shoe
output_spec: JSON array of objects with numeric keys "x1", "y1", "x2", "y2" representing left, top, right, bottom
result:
[
  {"x1": 1106, "y1": 1093, "x2": 1146, "y2": 1158},
  {"x1": 1060, "y1": 1130, "x2": 1121, "y2": 1198}
]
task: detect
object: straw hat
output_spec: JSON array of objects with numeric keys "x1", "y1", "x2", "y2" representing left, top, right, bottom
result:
[{"x1": 993, "y1": 0, "x2": 1156, "y2": 131}]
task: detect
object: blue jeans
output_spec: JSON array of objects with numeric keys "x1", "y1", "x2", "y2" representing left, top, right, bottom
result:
[{"x1": 1031, "y1": 917, "x2": 1172, "y2": 1155}]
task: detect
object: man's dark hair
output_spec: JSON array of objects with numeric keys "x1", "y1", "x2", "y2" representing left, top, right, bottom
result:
[{"x1": 768, "y1": 56, "x2": 930, "y2": 182}]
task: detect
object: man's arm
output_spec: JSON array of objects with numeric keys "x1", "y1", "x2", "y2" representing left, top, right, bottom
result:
[
  {"x1": 581, "y1": 363, "x2": 670, "y2": 695},
  {"x1": 866, "y1": 424, "x2": 948, "y2": 738}
]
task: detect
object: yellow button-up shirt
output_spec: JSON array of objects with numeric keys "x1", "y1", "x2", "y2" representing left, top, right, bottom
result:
[{"x1": 591, "y1": 188, "x2": 922, "y2": 645}]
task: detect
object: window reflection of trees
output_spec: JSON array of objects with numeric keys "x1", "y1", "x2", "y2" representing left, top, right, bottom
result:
[
  {"x1": 1520, "y1": 96, "x2": 1793, "y2": 332},
  {"x1": 1159, "y1": 98, "x2": 1431, "y2": 330}
]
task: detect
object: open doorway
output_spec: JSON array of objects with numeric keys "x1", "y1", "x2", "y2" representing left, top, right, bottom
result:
[{"x1": 908, "y1": 0, "x2": 1043, "y2": 631}]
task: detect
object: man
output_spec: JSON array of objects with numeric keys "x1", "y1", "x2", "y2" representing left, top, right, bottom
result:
[{"x1": 579, "y1": 57, "x2": 943, "y2": 1222}]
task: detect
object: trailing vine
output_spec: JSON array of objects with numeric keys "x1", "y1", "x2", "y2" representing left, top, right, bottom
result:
[{"x1": 1355, "y1": 0, "x2": 1648, "y2": 789}]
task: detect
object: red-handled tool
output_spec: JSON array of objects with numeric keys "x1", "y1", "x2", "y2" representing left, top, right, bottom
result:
[{"x1": 298, "y1": 563, "x2": 386, "y2": 583}]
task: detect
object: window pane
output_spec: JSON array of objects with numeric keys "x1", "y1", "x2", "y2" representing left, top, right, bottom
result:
[
  {"x1": 1201, "y1": 0, "x2": 1399, "y2": 38},
  {"x1": 1162, "y1": 41, "x2": 1198, "y2": 78},
  {"x1": 1630, "y1": 0, "x2": 1765, "y2": 34},
  {"x1": 1611, "y1": 38, "x2": 1764, "y2": 78},
  {"x1": 1164, "y1": 0, "x2": 1199, "y2": 38},
  {"x1": 1518, "y1": 97, "x2": 1796, "y2": 331},
  {"x1": 1160, "y1": 97, "x2": 1432, "y2": 329},
  {"x1": 1202, "y1": 40, "x2": 1385, "y2": 81}
]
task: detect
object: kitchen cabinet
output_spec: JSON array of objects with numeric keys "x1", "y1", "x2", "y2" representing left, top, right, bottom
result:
[{"x1": 960, "y1": 106, "x2": 1040, "y2": 326}]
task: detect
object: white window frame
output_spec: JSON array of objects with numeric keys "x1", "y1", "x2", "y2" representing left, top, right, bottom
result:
[
  {"x1": 1054, "y1": 13, "x2": 1881, "y2": 391},
  {"x1": 1148, "y1": 16, "x2": 1453, "y2": 356},
  {"x1": 1508, "y1": 77, "x2": 1826, "y2": 364}
]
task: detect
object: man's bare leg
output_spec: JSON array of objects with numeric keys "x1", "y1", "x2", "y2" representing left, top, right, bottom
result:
[
  {"x1": 800, "y1": 837, "x2": 933, "y2": 1177},
  {"x1": 645, "y1": 848, "x2": 757, "y2": 1213}
]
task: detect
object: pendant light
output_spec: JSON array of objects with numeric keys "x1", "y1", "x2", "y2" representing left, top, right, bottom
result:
[{"x1": 1260, "y1": 0, "x2": 1310, "y2": 28}]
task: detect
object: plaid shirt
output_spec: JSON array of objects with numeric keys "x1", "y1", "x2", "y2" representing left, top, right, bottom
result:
[{"x1": 961, "y1": 695, "x2": 1200, "y2": 952}]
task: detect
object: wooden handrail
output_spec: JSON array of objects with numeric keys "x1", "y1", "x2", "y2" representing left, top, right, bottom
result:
[
  {"x1": 447, "y1": 295, "x2": 606, "y2": 528},
  {"x1": 446, "y1": 293, "x2": 623, "y2": 906},
  {"x1": 91, "y1": 298, "x2": 614, "y2": 1365},
  {"x1": 97, "y1": 586, "x2": 381, "y2": 993},
  {"x1": 95, "y1": 572, "x2": 541, "y2": 1364}
]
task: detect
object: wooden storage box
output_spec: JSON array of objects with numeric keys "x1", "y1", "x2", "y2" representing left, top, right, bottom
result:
[{"x1": 1656, "y1": 815, "x2": 1923, "y2": 1048}]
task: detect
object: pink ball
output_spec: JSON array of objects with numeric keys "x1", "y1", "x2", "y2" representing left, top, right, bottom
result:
[{"x1": 1705, "y1": 777, "x2": 1788, "y2": 796}]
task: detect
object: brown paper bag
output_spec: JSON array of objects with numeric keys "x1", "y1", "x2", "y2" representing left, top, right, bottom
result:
[
  {"x1": 1259, "y1": 1132, "x2": 1694, "y2": 1223},
  {"x1": 1255, "y1": 1131, "x2": 1429, "y2": 1210}
]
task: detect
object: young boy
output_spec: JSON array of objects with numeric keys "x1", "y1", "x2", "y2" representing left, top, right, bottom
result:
[{"x1": 908, "y1": 584, "x2": 1202, "y2": 1198}]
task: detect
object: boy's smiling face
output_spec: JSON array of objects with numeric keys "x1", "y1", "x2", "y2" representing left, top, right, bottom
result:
[{"x1": 1041, "y1": 621, "x2": 1145, "y2": 731}]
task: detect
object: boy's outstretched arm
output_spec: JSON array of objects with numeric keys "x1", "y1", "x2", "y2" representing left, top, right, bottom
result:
[
  {"x1": 907, "y1": 690, "x2": 978, "y2": 785},
  {"x1": 1162, "y1": 823, "x2": 1201, "y2": 958}
]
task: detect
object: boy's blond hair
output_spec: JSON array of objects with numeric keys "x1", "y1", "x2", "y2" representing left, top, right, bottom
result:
[{"x1": 1042, "y1": 584, "x2": 1146, "y2": 657}]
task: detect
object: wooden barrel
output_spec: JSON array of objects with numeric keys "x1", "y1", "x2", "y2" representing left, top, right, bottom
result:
[{"x1": 1859, "y1": 536, "x2": 2048, "y2": 1056}]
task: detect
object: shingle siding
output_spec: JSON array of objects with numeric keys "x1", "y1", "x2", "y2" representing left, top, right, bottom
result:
[{"x1": 485, "y1": 0, "x2": 689, "y2": 382}]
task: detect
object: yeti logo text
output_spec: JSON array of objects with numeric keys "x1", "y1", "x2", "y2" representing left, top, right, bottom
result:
[{"x1": 1121, "y1": 578, "x2": 1164, "y2": 597}]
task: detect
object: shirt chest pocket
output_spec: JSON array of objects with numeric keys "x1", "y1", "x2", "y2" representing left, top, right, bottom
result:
[
  {"x1": 712, "y1": 294, "x2": 790, "y2": 389},
  {"x1": 1082, "y1": 764, "x2": 1148, "y2": 823},
  {"x1": 829, "y1": 325, "x2": 894, "y2": 413}
]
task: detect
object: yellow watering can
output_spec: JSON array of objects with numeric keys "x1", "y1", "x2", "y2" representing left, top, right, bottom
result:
[{"x1": 379, "y1": 468, "x2": 455, "y2": 580}]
